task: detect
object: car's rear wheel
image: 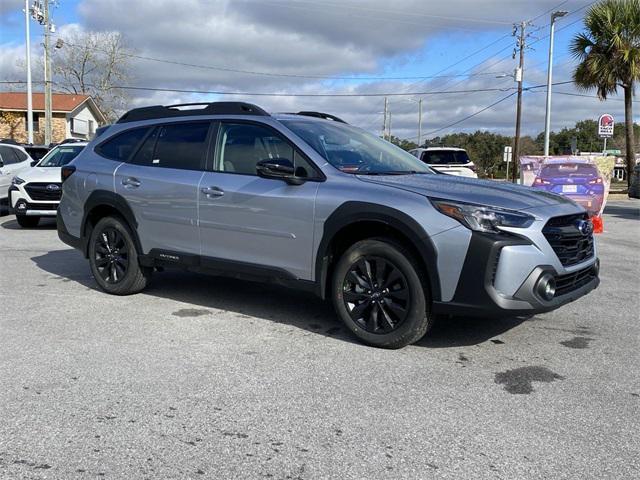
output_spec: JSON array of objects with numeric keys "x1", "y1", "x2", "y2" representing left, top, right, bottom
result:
[
  {"x1": 332, "y1": 238, "x2": 433, "y2": 349},
  {"x1": 88, "y1": 216, "x2": 151, "y2": 295},
  {"x1": 16, "y1": 215, "x2": 40, "y2": 228}
]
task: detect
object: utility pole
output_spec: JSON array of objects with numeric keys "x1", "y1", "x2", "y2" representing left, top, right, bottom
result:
[
  {"x1": 418, "y1": 98, "x2": 422, "y2": 147},
  {"x1": 388, "y1": 111, "x2": 392, "y2": 141},
  {"x1": 543, "y1": 10, "x2": 568, "y2": 156},
  {"x1": 43, "y1": 0, "x2": 52, "y2": 146},
  {"x1": 512, "y1": 21, "x2": 527, "y2": 184},
  {"x1": 382, "y1": 96, "x2": 388, "y2": 140},
  {"x1": 24, "y1": 0, "x2": 33, "y2": 144}
]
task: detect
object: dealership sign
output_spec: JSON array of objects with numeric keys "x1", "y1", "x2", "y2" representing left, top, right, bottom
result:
[{"x1": 598, "y1": 114, "x2": 614, "y2": 138}]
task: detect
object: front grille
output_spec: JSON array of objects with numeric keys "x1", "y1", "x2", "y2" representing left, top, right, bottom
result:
[
  {"x1": 27, "y1": 202, "x2": 58, "y2": 211},
  {"x1": 542, "y1": 213, "x2": 594, "y2": 267},
  {"x1": 555, "y1": 265, "x2": 597, "y2": 296},
  {"x1": 25, "y1": 182, "x2": 62, "y2": 201}
]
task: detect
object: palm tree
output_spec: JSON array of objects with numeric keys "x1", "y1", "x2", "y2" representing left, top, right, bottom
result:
[{"x1": 571, "y1": 0, "x2": 640, "y2": 190}]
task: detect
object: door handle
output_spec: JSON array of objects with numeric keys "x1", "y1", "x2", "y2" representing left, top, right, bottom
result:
[
  {"x1": 122, "y1": 177, "x2": 141, "y2": 188},
  {"x1": 201, "y1": 186, "x2": 224, "y2": 198}
]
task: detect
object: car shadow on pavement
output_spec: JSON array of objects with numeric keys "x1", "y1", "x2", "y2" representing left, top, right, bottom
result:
[
  {"x1": 31, "y1": 249, "x2": 527, "y2": 348},
  {"x1": 603, "y1": 203, "x2": 640, "y2": 221},
  {"x1": 415, "y1": 315, "x2": 527, "y2": 348},
  {"x1": 1, "y1": 217, "x2": 57, "y2": 230}
]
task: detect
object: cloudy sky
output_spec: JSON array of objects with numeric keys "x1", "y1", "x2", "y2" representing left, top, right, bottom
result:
[{"x1": 0, "y1": 0, "x2": 633, "y2": 140}]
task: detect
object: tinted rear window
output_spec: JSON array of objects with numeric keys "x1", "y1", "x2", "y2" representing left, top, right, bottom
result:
[
  {"x1": 97, "y1": 127, "x2": 150, "y2": 161},
  {"x1": 152, "y1": 122, "x2": 210, "y2": 171},
  {"x1": 540, "y1": 164, "x2": 598, "y2": 176},
  {"x1": 421, "y1": 150, "x2": 470, "y2": 165}
]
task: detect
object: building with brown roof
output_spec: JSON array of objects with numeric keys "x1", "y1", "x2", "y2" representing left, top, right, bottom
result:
[{"x1": 0, "y1": 92, "x2": 106, "y2": 144}]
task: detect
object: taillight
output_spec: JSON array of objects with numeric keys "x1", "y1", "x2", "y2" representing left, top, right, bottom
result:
[
  {"x1": 533, "y1": 177, "x2": 551, "y2": 185},
  {"x1": 468, "y1": 163, "x2": 477, "y2": 172},
  {"x1": 588, "y1": 177, "x2": 603, "y2": 185},
  {"x1": 61, "y1": 165, "x2": 76, "y2": 183}
]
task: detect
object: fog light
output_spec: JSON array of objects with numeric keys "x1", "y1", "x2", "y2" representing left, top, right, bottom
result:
[
  {"x1": 536, "y1": 273, "x2": 556, "y2": 301},
  {"x1": 16, "y1": 201, "x2": 27, "y2": 211}
]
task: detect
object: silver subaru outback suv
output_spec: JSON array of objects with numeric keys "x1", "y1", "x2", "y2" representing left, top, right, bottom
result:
[{"x1": 57, "y1": 102, "x2": 599, "y2": 348}]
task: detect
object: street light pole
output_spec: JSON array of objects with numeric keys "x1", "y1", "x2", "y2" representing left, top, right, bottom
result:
[
  {"x1": 418, "y1": 98, "x2": 422, "y2": 147},
  {"x1": 543, "y1": 10, "x2": 568, "y2": 157},
  {"x1": 24, "y1": 0, "x2": 33, "y2": 144},
  {"x1": 43, "y1": 0, "x2": 52, "y2": 146}
]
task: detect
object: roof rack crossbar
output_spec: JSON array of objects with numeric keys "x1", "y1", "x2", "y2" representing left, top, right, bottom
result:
[
  {"x1": 116, "y1": 101, "x2": 270, "y2": 124},
  {"x1": 295, "y1": 111, "x2": 347, "y2": 124}
]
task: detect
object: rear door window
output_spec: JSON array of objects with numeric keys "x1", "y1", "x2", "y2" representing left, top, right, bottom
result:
[
  {"x1": 97, "y1": 127, "x2": 150, "y2": 161},
  {"x1": 151, "y1": 122, "x2": 210, "y2": 171},
  {"x1": 0, "y1": 146, "x2": 19, "y2": 165},
  {"x1": 422, "y1": 150, "x2": 470, "y2": 165}
]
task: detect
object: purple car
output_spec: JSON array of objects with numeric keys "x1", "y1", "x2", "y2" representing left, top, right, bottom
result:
[{"x1": 532, "y1": 161, "x2": 604, "y2": 215}]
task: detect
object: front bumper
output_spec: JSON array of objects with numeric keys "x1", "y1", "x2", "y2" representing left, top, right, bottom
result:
[
  {"x1": 432, "y1": 231, "x2": 599, "y2": 317},
  {"x1": 8, "y1": 185, "x2": 58, "y2": 216}
]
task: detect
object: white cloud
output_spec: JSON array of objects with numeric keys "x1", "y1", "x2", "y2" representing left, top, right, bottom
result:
[{"x1": 1, "y1": 0, "x2": 630, "y2": 139}]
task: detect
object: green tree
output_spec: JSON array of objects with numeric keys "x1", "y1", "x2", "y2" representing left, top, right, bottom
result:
[{"x1": 571, "y1": 0, "x2": 640, "y2": 190}]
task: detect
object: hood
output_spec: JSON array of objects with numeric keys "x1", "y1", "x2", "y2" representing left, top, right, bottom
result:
[
  {"x1": 357, "y1": 174, "x2": 576, "y2": 211},
  {"x1": 19, "y1": 166, "x2": 62, "y2": 184}
]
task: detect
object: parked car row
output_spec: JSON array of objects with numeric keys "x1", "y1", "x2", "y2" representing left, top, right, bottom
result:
[{"x1": 8, "y1": 142, "x2": 87, "y2": 227}]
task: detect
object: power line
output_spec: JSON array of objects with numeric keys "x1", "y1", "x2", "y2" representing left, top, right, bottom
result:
[
  {"x1": 51, "y1": 39, "x2": 515, "y2": 81},
  {"x1": 414, "y1": 80, "x2": 575, "y2": 138},
  {"x1": 248, "y1": 0, "x2": 514, "y2": 26},
  {"x1": 0, "y1": 79, "x2": 573, "y2": 97},
  {"x1": 422, "y1": 92, "x2": 518, "y2": 137}
]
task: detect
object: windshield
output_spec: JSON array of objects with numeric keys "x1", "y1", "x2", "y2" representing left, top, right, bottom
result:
[
  {"x1": 282, "y1": 120, "x2": 433, "y2": 174},
  {"x1": 37, "y1": 145, "x2": 84, "y2": 167},
  {"x1": 422, "y1": 150, "x2": 471, "y2": 165}
]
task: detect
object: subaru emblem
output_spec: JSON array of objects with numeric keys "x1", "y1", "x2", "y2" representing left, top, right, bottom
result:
[
  {"x1": 46, "y1": 184, "x2": 61, "y2": 192},
  {"x1": 575, "y1": 219, "x2": 593, "y2": 236}
]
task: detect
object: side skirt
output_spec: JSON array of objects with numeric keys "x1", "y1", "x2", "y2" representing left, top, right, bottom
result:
[{"x1": 138, "y1": 249, "x2": 320, "y2": 296}]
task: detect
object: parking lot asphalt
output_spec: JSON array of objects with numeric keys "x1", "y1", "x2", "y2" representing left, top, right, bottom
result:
[{"x1": 0, "y1": 200, "x2": 639, "y2": 480}]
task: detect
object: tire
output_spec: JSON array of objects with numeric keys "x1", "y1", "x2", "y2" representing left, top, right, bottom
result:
[
  {"x1": 331, "y1": 238, "x2": 433, "y2": 349},
  {"x1": 16, "y1": 215, "x2": 40, "y2": 228},
  {"x1": 88, "y1": 216, "x2": 151, "y2": 295}
]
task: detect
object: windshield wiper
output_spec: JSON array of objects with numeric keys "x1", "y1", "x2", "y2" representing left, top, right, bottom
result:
[{"x1": 358, "y1": 170, "x2": 429, "y2": 175}]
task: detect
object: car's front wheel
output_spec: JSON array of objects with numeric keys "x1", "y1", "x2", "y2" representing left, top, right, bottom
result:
[
  {"x1": 88, "y1": 216, "x2": 151, "y2": 295},
  {"x1": 15, "y1": 215, "x2": 40, "y2": 228},
  {"x1": 331, "y1": 238, "x2": 433, "y2": 349}
]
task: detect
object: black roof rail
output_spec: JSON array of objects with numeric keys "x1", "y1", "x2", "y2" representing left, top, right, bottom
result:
[
  {"x1": 116, "y1": 101, "x2": 270, "y2": 124},
  {"x1": 294, "y1": 111, "x2": 347, "y2": 123}
]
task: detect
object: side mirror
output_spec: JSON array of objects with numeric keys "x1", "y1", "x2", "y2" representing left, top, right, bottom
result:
[{"x1": 256, "y1": 159, "x2": 305, "y2": 185}]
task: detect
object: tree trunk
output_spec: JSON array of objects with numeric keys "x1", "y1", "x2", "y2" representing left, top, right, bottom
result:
[{"x1": 624, "y1": 84, "x2": 635, "y2": 191}]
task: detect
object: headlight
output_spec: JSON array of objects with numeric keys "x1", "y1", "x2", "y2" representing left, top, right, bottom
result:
[
  {"x1": 11, "y1": 176, "x2": 25, "y2": 185},
  {"x1": 431, "y1": 199, "x2": 534, "y2": 233}
]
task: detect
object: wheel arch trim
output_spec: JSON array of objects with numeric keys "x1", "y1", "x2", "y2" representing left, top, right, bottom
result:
[
  {"x1": 315, "y1": 201, "x2": 441, "y2": 301},
  {"x1": 80, "y1": 190, "x2": 142, "y2": 257}
]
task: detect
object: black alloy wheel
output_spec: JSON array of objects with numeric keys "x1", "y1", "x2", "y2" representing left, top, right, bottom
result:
[
  {"x1": 94, "y1": 227, "x2": 130, "y2": 284},
  {"x1": 88, "y1": 216, "x2": 151, "y2": 295},
  {"x1": 332, "y1": 238, "x2": 433, "y2": 349},
  {"x1": 342, "y1": 256, "x2": 410, "y2": 334}
]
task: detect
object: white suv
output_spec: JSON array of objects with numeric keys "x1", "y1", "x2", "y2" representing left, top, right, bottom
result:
[
  {"x1": 9, "y1": 142, "x2": 87, "y2": 227},
  {"x1": 409, "y1": 147, "x2": 478, "y2": 178},
  {"x1": 0, "y1": 142, "x2": 32, "y2": 206}
]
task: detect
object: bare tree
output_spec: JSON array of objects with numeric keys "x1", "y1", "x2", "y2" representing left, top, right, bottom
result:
[{"x1": 53, "y1": 31, "x2": 131, "y2": 122}]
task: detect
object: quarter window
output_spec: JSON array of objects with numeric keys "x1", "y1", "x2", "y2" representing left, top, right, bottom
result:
[
  {"x1": 0, "y1": 146, "x2": 20, "y2": 165},
  {"x1": 97, "y1": 127, "x2": 150, "y2": 162},
  {"x1": 216, "y1": 123, "x2": 318, "y2": 178}
]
